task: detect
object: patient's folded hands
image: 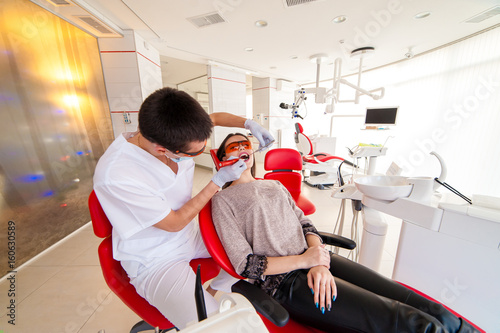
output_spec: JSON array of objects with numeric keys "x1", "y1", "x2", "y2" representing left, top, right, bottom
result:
[
  {"x1": 300, "y1": 244, "x2": 330, "y2": 269},
  {"x1": 307, "y1": 266, "x2": 337, "y2": 314}
]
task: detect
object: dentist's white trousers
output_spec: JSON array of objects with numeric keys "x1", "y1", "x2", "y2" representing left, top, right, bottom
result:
[{"x1": 130, "y1": 231, "x2": 238, "y2": 330}]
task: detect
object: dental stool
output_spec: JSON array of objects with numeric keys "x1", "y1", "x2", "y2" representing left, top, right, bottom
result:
[
  {"x1": 88, "y1": 190, "x2": 220, "y2": 333},
  {"x1": 294, "y1": 123, "x2": 345, "y2": 189}
]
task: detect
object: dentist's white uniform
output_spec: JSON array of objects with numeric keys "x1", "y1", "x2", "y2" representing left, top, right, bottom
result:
[{"x1": 93, "y1": 132, "x2": 236, "y2": 329}]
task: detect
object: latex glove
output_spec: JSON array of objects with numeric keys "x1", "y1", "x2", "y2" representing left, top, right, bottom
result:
[
  {"x1": 244, "y1": 119, "x2": 274, "y2": 151},
  {"x1": 212, "y1": 157, "x2": 247, "y2": 188}
]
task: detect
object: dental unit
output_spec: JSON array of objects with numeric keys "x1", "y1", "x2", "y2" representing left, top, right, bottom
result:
[{"x1": 332, "y1": 151, "x2": 499, "y2": 331}]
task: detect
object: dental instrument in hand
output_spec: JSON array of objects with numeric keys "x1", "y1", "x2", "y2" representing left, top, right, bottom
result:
[{"x1": 217, "y1": 140, "x2": 275, "y2": 168}]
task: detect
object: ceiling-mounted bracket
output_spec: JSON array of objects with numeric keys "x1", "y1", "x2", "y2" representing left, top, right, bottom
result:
[{"x1": 328, "y1": 46, "x2": 385, "y2": 112}]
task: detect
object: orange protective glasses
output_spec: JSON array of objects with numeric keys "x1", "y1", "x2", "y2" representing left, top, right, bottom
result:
[{"x1": 225, "y1": 140, "x2": 252, "y2": 154}]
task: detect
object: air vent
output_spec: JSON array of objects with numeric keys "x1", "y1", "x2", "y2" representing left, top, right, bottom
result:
[
  {"x1": 47, "y1": 0, "x2": 72, "y2": 5},
  {"x1": 74, "y1": 15, "x2": 114, "y2": 34},
  {"x1": 465, "y1": 6, "x2": 500, "y2": 23},
  {"x1": 283, "y1": 0, "x2": 321, "y2": 8},
  {"x1": 187, "y1": 12, "x2": 226, "y2": 28}
]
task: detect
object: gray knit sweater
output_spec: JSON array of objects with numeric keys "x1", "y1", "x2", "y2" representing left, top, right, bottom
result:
[{"x1": 211, "y1": 179, "x2": 320, "y2": 295}]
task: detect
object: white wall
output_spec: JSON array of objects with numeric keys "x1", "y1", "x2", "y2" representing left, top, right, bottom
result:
[
  {"x1": 298, "y1": 27, "x2": 500, "y2": 197},
  {"x1": 98, "y1": 30, "x2": 162, "y2": 137},
  {"x1": 252, "y1": 77, "x2": 296, "y2": 149},
  {"x1": 207, "y1": 66, "x2": 247, "y2": 148}
]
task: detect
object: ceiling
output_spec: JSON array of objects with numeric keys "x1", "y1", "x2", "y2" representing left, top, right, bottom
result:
[{"x1": 80, "y1": 0, "x2": 500, "y2": 85}]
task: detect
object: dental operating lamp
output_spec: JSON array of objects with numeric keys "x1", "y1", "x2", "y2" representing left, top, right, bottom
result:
[
  {"x1": 279, "y1": 92, "x2": 307, "y2": 119},
  {"x1": 279, "y1": 48, "x2": 386, "y2": 118}
]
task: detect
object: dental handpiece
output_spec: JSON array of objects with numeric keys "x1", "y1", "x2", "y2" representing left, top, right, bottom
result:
[
  {"x1": 217, "y1": 158, "x2": 244, "y2": 168},
  {"x1": 217, "y1": 151, "x2": 255, "y2": 168}
]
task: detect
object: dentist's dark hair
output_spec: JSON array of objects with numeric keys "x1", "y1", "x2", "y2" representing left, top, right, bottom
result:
[{"x1": 139, "y1": 87, "x2": 213, "y2": 152}]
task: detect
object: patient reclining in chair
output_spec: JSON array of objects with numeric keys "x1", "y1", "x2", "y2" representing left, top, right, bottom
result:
[{"x1": 211, "y1": 132, "x2": 478, "y2": 333}]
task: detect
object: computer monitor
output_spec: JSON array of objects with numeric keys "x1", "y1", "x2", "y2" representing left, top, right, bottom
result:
[{"x1": 364, "y1": 107, "x2": 398, "y2": 127}]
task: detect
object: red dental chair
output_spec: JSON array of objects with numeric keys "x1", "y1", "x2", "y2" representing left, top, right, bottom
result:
[
  {"x1": 202, "y1": 148, "x2": 484, "y2": 332},
  {"x1": 205, "y1": 147, "x2": 355, "y2": 332},
  {"x1": 263, "y1": 148, "x2": 316, "y2": 216},
  {"x1": 294, "y1": 123, "x2": 344, "y2": 165},
  {"x1": 199, "y1": 199, "x2": 358, "y2": 332},
  {"x1": 295, "y1": 123, "x2": 346, "y2": 189},
  {"x1": 88, "y1": 190, "x2": 220, "y2": 333}
]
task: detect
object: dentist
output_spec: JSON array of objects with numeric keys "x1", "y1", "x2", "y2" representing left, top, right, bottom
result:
[{"x1": 93, "y1": 87, "x2": 273, "y2": 329}]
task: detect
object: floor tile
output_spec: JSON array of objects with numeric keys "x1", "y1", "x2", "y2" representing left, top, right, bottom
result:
[
  {"x1": 0, "y1": 265, "x2": 64, "y2": 317},
  {"x1": 2, "y1": 266, "x2": 108, "y2": 332},
  {"x1": 29, "y1": 224, "x2": 98, "y2": 267},
  {"x1": 71, "y1": 240, "x2": 101, "y2": 266},
  {"x1": 78, "y1": 292, "x2": 142, "y2": 333}
]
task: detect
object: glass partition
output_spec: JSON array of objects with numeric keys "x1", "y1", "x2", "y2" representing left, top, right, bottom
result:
[{"x1": 0, "y1": 0, "x2": 114, "y2": 275}]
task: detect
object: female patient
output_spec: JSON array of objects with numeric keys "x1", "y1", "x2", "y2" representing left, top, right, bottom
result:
[{"x1": 211, "y1": 133, "x2": 477, "y2": 333}]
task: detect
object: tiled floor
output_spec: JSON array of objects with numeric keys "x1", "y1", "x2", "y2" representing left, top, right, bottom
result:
[{"x1": 0, "y1": 165, "x2": 401, "y2": 333}]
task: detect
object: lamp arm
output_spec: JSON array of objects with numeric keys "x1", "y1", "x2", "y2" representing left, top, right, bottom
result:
[{"x1": 338, "y1": 78, "x2": 384, "y2": 100}]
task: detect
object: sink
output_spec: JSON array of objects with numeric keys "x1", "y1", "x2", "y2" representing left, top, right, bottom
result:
[{"x1": 354, "y1": 176, "x2": 413, "y2": 201}]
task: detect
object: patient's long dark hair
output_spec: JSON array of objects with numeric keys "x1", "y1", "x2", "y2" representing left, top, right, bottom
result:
[{"x1": 216, "y1": 133, "x2": 256, "y2": 189}]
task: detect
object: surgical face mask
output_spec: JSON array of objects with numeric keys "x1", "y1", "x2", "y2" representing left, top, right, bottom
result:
[{"x1": 167, "y1": 154, "x2": 195, "y2": 163}]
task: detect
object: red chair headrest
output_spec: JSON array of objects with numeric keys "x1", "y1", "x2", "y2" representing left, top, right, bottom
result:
[
  {"x1": 264, "y1": 149, "x2": 303, "y2": 171},
  {"x1": 88, "y1": 191, "x2": 113, "y2": 238}
]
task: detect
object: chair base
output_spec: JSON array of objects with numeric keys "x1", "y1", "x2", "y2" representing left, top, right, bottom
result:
[
  {"x1": 130, "y1": 320, "x2": 178, "y2": 333},
  {"x1": 302, "y1": 170, "x2": 337, "y2": 189},
  {"x1": 303, "y1": 177, "x2": 334, "y2": 190},
  {"x1": 130, "y1": 320, "x2": 154, "y2": 333}
]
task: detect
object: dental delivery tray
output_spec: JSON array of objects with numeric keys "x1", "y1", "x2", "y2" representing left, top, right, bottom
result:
[{"x1": 349, "y1": 144, "x2": 388, "y2": 158}]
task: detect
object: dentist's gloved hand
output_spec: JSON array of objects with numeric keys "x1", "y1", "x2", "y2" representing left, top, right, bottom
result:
[
  {"x1": 244, "y1": 119, "x2": 274, "y2": 151},
  {"x1": 212, "y1": 157, "x2": 247, "y2": 188}
]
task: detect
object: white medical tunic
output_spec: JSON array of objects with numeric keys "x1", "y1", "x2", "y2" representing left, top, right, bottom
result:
[{"x1": 93, "y1": 132, "x2": 198, "y2": 278}]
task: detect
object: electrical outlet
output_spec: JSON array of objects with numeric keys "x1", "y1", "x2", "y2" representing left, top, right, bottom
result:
[{"x1": 123, "y1": 113, "x2": 131, "y2": 124}]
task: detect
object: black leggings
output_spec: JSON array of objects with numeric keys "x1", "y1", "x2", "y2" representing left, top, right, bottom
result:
[{"x1": 273, "y1": 254, "x2": 477, "y2": 333}]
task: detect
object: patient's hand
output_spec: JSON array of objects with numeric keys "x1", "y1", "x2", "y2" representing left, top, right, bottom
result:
[
  {"x1": 301, "y1": 245, "x2": 330, "y2": 269},
  {"x1": 307, "y1": 266, "x2": 337, "y2": 314}
]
